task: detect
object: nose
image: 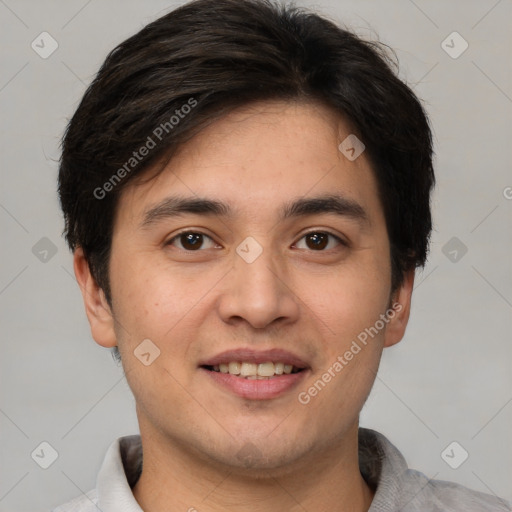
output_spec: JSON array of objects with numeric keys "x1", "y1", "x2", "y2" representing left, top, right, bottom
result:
[{"x1": 217, "y1": 243, "x2": 300, "y2": 330}]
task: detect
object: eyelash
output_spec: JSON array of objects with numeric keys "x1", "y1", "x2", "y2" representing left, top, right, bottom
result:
[{"x1": 165, "y1": 229, "x2": 347, "y2": 252}]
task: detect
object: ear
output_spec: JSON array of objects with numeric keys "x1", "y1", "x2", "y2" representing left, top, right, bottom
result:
[
  {"x1": 73, "y1": 247, "x2": 117, "y2": 348},
  {"x1": 383, "y1": 269, "x2": 415, "y2": 348}
]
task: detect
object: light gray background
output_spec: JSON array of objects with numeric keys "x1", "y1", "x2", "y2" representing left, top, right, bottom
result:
[{"x1": 1, "y1": 0, "x2": 511, "y2": 510}]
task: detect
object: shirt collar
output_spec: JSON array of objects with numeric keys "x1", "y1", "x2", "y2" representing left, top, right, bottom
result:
[
  {"x1": 359, "y1": 428, "x2": 410, "y2": 511},
  {"x1": 97, "y1": 434, "x2": 143, "y2": 511},
  {"x1": 95, "y1": 428, "x2": 407, "y2": 511}
]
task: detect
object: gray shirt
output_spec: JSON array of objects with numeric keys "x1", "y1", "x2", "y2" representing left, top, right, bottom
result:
[{"x1": 52, "y1": 428, "x2": 511, "y2": 511}]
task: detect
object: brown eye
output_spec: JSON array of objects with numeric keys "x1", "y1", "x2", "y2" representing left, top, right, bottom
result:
[
  {"x1": 167, "y1": 231, "x2": 217, "y2": 251},
  {"x1": 295, "y1": 231, "x2": 345, "y2": 251}
]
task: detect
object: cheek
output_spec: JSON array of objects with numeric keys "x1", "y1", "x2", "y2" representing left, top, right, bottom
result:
[
  {"x1": 313, "y1": 252, "x2": 391, "y2": 404},
  {"x1": 110, "y1": 257, "x2": 213, "y2": 366},
  {"x1": 298, "y1": 256, "x2": 391, "y2": 348},
  {"x1": 109, "y1": 259, "x2": 172, "y2": 344},
  {"x1": 112, "y1": 269, "x2": 200, "y2": 409}
]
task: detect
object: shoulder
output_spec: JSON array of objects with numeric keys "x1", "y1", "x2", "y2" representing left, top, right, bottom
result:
[
  {"x1": 402, "y1": 469, "x2": 511, "y2": 511},
  {"x1": 359, "y1": 428, "x2": 511, "y2": 512},
  {"x1": 51, "y1": 488, "x2": 99, "y2": 512},
  {"x1": 50, "y1": 435, "x2": 142, "y2": 511}
]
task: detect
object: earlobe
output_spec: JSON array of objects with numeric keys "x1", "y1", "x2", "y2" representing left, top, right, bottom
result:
[
  {"x1": 73, "y1": 247, "x2": 117, "y2": 348},
  {"x1": 383, "y1": 269, "x2": 415, "y2": 348}
]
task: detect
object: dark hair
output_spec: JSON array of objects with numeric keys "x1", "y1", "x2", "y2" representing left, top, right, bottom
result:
[{"x1": 59, "y1": 0, "x2": 435, "y2": 309}]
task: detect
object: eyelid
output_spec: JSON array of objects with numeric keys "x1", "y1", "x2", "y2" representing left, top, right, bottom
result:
[
  {"x1": 294, "y1": 229, "x2": 348, "y2": 249},
  {"x1": 165, "y1": 229, "x2": 218, "y2": 250}
]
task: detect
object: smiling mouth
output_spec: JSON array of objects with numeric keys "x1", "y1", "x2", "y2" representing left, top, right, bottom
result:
[{"x1": 202, "y1": 361, "x2": 305, "y2": 379}]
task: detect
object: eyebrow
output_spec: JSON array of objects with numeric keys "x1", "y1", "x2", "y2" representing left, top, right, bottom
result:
[{"x1": 140, "y1": 193, "x2": 370, "y2": 229}]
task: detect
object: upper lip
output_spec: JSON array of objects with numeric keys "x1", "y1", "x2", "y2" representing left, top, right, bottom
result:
[{"x1": 199, "y1": 348, "x2": 309, "y2": 369}]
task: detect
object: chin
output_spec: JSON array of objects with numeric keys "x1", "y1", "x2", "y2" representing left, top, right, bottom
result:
[{"x1": 205, "y1": 436, "x2": 312, "y2": 476}]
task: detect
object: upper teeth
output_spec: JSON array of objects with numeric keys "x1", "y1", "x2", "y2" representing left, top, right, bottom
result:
[{"x1": 213, "y1": 362, "x2": 296, "y2": 378}]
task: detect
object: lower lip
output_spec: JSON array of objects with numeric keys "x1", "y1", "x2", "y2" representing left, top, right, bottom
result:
[{"x1": 201, "y1": 368, "x2": 309, "y2": 400}]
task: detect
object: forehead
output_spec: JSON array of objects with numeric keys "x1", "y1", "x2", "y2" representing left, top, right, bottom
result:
[{"x1": 115, "y1": 100, "x2": 383, "y2": 229}]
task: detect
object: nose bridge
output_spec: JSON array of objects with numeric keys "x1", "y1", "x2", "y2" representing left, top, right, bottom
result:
[
  {"x1": 238, "y1": 240, "x2": 281, "y2": 296},
  {"x1": 217, "y1": 235, "x2": 299, "y2": 329}
]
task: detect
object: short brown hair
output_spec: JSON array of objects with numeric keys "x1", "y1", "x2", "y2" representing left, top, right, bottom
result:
[{"x1": 58, "y1": 0, "x2": 435, "y2": 306}]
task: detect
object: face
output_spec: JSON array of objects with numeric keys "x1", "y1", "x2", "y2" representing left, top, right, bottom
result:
[{"x1": 76, "y1": 100, "x2": 413, "y2": 473}]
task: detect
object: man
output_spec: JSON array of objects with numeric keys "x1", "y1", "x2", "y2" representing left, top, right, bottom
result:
[{"x1": 54, "y1": 0, "x2": 511, "y2": 510}]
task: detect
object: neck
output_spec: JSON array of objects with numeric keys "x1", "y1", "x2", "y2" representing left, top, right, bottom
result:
[{"x1": 132, "y1": 422, "x2": 375, "y2": 512}]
